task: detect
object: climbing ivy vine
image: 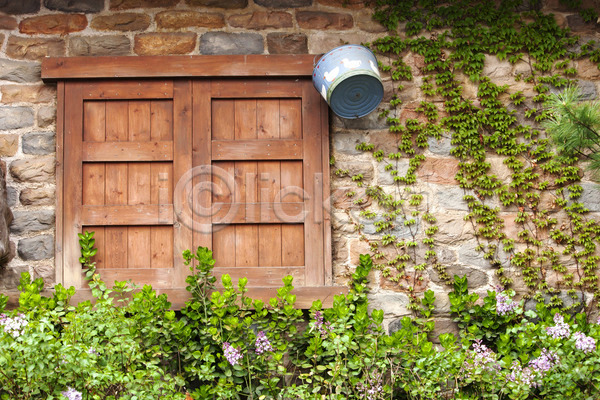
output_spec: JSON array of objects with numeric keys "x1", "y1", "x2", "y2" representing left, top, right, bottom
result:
[{"x1": 334, "y1": 0, "x2": 600, "y2": 314}]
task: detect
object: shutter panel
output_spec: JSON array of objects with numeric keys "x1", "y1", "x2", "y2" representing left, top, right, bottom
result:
[
  {"x1": 190, "y1": 78, "x2": 329, "y2": 289},
  {"x1": 63, "y1": 80, "x2": 192, "y2": 290}
]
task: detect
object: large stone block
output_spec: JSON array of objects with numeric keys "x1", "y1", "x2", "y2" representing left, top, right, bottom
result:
[
  {"x1": 44, "y1": 0, "x2": 104, "y2": 12},
  {"x1": 416, "y1": 157, "x2": 459, "y2": 185},
  {"x1": 368, "y1": 293, "x2": 411, "y2": 318},
  {"x1": 10, "y1": 210, "x2": 55, "y2": 235},
  {"x1": 255, "y1": 0, "x2": 310, "y2": 6},
  {"x1": 20, "y1": 187, "x2": 56, "y2": 206},
  {"x1": 10, "y1": 156, "x2": 55, "y2": 183},
  {"x1": 0, "y1": 167, "x2": 13, "y2": 267},
  {"x1": 6, "y1": 37, "x2": 66, "y2": 61},
  {"x1": 18, "y1": 235, "x2": 54, "y2": 261},
  {"x1": 430, "y1": 265, "x2": 489, "y2": 289},
  {"x1": 332, "y1": 108, "x2": 388, "y2": 130},
  {"x1": 91, "y1": 13, "x2": 150, "y2": 31},
  {"x1": 0, "y1": 59, "x2": 41, "y2": 83},
  {"x1": 457, "y1": 243, "x2": 494, "y2": 270},
  {"x1": 69, "y1": 35, "x2": 131, "y2": 56},
  {"x1": 356, "y1": 10, "x2": 387, "y2": 33},
  {"x1": 0, "y1": 135, "x2": 18, "y2": 157},
  {"x1": 1, "y1": 85, "x2": 55, "y2": 104},
  {"x1": 267, "y1": 33, "x2": 307, "y2": 54},
  {"x1": 185, "y1": 0, "x2": 248, "y2": 7},
  {"x1": 22, "y1": 131, "x2": 56, "y2": 155},
  {"x1": 332, "y1": 132, "x2": 367, "y2": 156},
  {"x1": 578, "y1": 182, "x2": 600, "y2": 212},
  {"x1": 229, "y1": 11, "x2": 293, "y2": 30},
  {"x1": 155, "y1": 11, "x2": 225, "y2": 29},
  {"x1": 0, "y1": 0, "x2": 40, "y2": 14},
  {"x1": 434, "y1": 211, "x2": 472, "y2": 244},
  {"x1": 134, "y1": 33, "x2": 197, "y2": 55},
  {"x1": 0, "y1": 15, "x2": 18, "y2": 29},
  {"x1": 20, "y1": 14, "x2": 87, "y2": 34},
  {"x1": 331, "y1": 161, "x2": 374, "y2": 187},
  {"x1": 6, "y1": 187, "x2": 17, "y2": 208},
  {"x1": 317, "y1": 0, "x2": 365, "y2": 8},
  {"x1": 110, "y1": 0, "x2": 179, "y2": 9},
  {"x1": 0, "y1": 106, "x2": 35, "y2": 130},
  {"x1": 37, "y1": 106, "x2": 56, "y2": 128},
  {"x1": 200, "y1": 32, "x2": 263, "y2": 55},
  {"x1": 0, "y1": 266, "x2": 27, "y2": 290},
  {"x1": 297, "y1": 11, "x2": 353, "y2": 30},
  {"x1": 376, "y1": 160, "x2": 410, "y2": 185},
  {"x1": 427, "y1": 136, "x2": 454, "y2": 156}
]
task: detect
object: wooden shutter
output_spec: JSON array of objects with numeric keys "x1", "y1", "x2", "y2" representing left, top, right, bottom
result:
[
  {"x1": 46, "y1": 56, "x2": 340, "y2": 306},
  {"x1": 192, "y1": 79, "x2": 331, "y2": 289},
  {"x1": 62, "y1": 80, "x2": 192, "y2": 290}
]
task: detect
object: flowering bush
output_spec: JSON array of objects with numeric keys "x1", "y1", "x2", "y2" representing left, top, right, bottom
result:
[{"x1": 1, "y1": 237, "x2": 599, "y2": 399}]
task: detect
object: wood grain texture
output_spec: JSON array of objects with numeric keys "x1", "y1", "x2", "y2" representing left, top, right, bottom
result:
[
  {"x1": 81, "y1": 81, "x2": 173, "y2": 99},
  {"x1": 42, "y1": 56, "x2": 315, "y2": 81},
  {"x1": 55, "y1": 81, "x2": 65, "y2": 285},
  {"x1": 82, "y1": 141, "x2": 173, "y2": 162},
  {"x1": 82, "y1": 205, "x2": 174, "y2": 225},
  {"x1": 212, "y1": 140, "x2": 302, "y2": 161}
]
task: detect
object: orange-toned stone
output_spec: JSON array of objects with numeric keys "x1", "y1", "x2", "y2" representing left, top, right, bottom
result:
[
  {"x1": 317, "y1": 0, "x2": 366, "y2": 9},
  {"x1": 155, "y1": 11, "x2": 225, "y2": 29},
  {"x1": 1, "y1": 85, "x2": 55, "y2": 104},
  {"x1": 228, "y1": 11, "x2": 293, "y2": 29},
  {"x1": 19, "y1": 14, "x2": 87, "y2": 35},
  {"x1": 6, "y1": 37, "x2": 66, "y2": 61},
  {"x1": 0, "y1": 15, "x2": 17, "y2": 30},
  {"x1": 134, "y1": 33, "x2": 197, "y2": 55},
  {"x1": 91, "y1": 13, "x2": 151, "y2": 31},
  {"x1": 110, "y1": 0, "x2": 178, "y2": 9}
]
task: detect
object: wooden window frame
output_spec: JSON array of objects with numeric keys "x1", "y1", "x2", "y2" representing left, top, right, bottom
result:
[{"x1": 42, "y1": 55, "x2": 345, "y2": 308}]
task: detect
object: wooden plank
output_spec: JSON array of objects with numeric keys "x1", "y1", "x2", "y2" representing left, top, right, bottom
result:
[
  {"x1": 82, "y1": 163, "x2": 105, "y2": 206},
  {"x1": 174, "y1": 80, "x2": 194, "y2": 287},
  {"x1": 280, "y1": 161, "x2": 304, "y2": 203},
  {"x1": 234, "y1": 99, "x2": 257, "y2": 139},
  {"x1": 128, "y1": 227, "x2": 151, "y2": 268},
  {"x1": 105, "y1": 163, "x2": 128, "y2": 205},
  {"x1": 211, "y1": 162, "x2": 234, "y2": 203},
  {"x1": 105, "y1": 227, "x2": 127, "y2": 269},
  {"x1": 234, "y1": 161, "x2": 257, "y2": 204},
  {"x1": 97, "y1": 268, "x2": 173, "y2": 287},
  {"x1": 280, "y1": 99, "x2": 302, "y2": 139},
  {"x1": 213, "y1": 266, "x2": 304, "y2": 287},
  {"x1": 321, "y1": 98, "x2": 332, "y2": 285},
  {"x1": 302, "y1": 82, "x2": 324, "y2": 285},
  {"x1": 83, "y1": 101, "x2": 105, "y2": 142},
  {"x1": 282, "y1": 224, "x2": 304, "y2": 266},
  {"x1": 105, "y1": 100, "x2": 128, "y2": 141},
  {"x1": 128, "y1": 162, "x2": 151, "y2": 205},
  {"x1": 212, "y1": 79, "x2": 302, "y2": 98},
  {"x1": 212, "y1": 139, "x2": 302, "y2": 161},
  {"x1": 258, "y1": 161, "x2": 280, "y2": 203},
  {"x1": 211, "y1": 99, "x2": 234, "y2": 140},
  {"x1": 80, "y1": 81, "x2": 173, "y2": 99},
  {"x1": 82, "y1": 205, "x2": 174, "y2": 225},
  {"x1": 151, "y1": 100, "x2": 173, "y2": 141},
  {"x1": 151, "y1": 226, "x2": 173, "y2": 268},
  {"x1": 259, "y1": 225, "x2": 282, "y2": 267},
  {"x1": 235, "y1": 224, "x2": 258, "y2": 267},
  {"x1": 191, "y1": 80, "x2": 212, "y2": 252},
  {"x1": 257, "y1": 99, "x2": 280, "y2": 139},
  {"x1": 83, "y1": 141, "x2": 173, "y2": 161},
  {"x1": 42, "y1": 56, "x2": 316, "y2": 81},
  {"x1": 55, "y1": 81, "x2": 65, "y2": 285},
  {"x1": 212, "y1": 202, "x2": 304, "y2": 224},
  {"x1": 151, "y1": 163, "x2": 173, "y2": 224},
  {"x1": 63, "y1": 82, "x2": 84, "y2": 289},
  {"x1": 212, "y1": 224, "x2": 235, "y2": 268},
  {"x1": 129, "y1": 100, "x2": 151, "y2": 142}
]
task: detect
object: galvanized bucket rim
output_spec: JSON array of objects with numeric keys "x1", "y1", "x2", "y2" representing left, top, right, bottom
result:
[{"x1": 314, "y1": 44, "x2": 378, "y2": 70}]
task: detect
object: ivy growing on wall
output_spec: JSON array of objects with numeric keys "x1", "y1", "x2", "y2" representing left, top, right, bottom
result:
[{"x1": 335, "y1": 0, "x2": 600, "y2": 314}]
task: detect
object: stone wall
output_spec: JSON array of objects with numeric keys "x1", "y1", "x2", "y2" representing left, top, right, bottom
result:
[{"x1": 1, "y1": 0, "x2": 599, "y2": 332}]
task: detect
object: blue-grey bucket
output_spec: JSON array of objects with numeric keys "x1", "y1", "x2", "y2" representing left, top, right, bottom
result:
[{"x1": 312, "y1": 44, "x2": 383, "y2": 119}]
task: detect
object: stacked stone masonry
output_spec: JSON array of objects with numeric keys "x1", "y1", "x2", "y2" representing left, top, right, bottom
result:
[{"x1": 0, "y1": 0, "x2": 599, "y2": 334}]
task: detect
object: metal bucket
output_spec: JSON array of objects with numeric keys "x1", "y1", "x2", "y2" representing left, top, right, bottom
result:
[{"x1": 312, "y1": 44, "x2": 383, "y2": 119}]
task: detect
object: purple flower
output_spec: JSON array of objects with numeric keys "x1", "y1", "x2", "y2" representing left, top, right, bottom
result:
[
  {"x1": 546, "y1": 313, "x2": 571, "y2": 339},
  {"x1": 573, "y1": 332, "x2": 596, "y2": 353},
  {"x1": 461, "y1": 340, "x2": 500, "y2": 379},
  {"x1": 61, "y1": 387, "x2": 82, "y2": 400},
  {"x1": 87, "y1": 347, "x2": 99, "y2": 356},
  {"x1": 0, "y1": 313, "x2": 28, "y2": 338},
  {"x1": 222, "y1": 342, "x2": 243, "y2": 366},
  {"x1": 507, "y1": 361, "x2": 540, "y2": 388},
  {"x1": 254, "y1": 331, "x2": 273, "y2": 355},
  {"x1": 355, "y1": 370, "x2": 383, "y2": 400},
  {"x1": 313, "y1": 311, "x2": 331, "y2": 338},
  {"x1": 496, "y1": 292, "x2": 518, "y2": 316},
  {"x1": 529, "y1": 348, "x2": 559, "y2": 372}
]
